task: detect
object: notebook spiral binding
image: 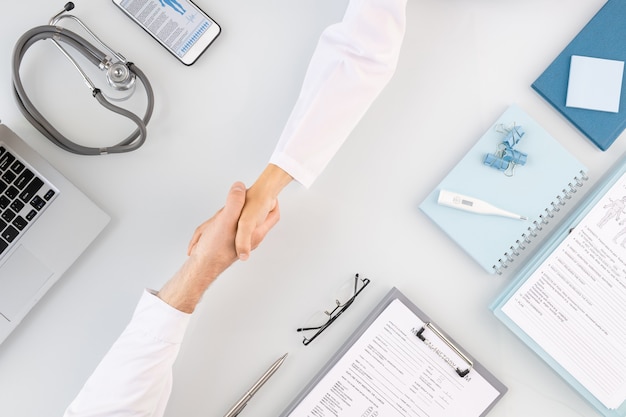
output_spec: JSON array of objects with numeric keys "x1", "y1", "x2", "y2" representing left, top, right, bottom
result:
[{"x1": 493, "y1": 170, "x2": 589, "y2": 275}]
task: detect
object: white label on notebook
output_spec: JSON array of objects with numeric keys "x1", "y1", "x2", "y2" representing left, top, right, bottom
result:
[{"x1": 566, "y1": 55, "x2": 624, "y2": 113}]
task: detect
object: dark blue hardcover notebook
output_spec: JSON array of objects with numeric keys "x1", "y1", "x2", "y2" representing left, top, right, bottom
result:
[{"x1": 532, "y1": 0, "x2": 626, "y2": 151}]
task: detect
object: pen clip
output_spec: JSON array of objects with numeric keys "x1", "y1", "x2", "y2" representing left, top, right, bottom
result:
[{"x1": 416, "y1": 322, "x2": 473, "y2": 377}]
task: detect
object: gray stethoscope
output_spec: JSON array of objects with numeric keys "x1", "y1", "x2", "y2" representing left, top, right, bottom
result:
[{"x1": 12, "y1": 2, "x2": 154, "y2": 155}]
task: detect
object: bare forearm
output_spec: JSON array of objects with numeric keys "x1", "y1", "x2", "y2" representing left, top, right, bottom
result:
[
  {"x1": 157, "y1": 255, "x2": 229, "y2": 313},
  {"x1": 250, "y1": 164, "x2": 293, "y2": 200}
]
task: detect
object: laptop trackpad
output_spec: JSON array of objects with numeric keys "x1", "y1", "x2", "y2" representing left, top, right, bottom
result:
[{"x1": 0, "y1": 246, "x2": 53, "y2": 321}]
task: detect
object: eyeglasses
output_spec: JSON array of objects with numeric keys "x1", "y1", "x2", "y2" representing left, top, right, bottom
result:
[{"x1": 297, "y1": 273, "x2": 370, "y2": 346}]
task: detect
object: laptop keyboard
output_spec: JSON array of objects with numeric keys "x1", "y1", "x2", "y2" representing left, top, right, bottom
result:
[{"x1": 0, "y1": 142, "x2": 58, "y2": 259}]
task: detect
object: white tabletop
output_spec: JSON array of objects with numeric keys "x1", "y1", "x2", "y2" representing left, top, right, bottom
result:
[{"x1": 0, "y1": 1, "x2": 623, "y2": 416}]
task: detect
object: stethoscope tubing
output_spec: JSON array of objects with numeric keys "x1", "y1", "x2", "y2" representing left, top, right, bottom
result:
[{"x1": 12, "y1": 25, "x2": 154, "y2": 155}]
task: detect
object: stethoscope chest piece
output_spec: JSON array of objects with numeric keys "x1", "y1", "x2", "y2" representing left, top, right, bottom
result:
[{"x1": 106, "y1": 62, "x2": 136, "y2": 92}]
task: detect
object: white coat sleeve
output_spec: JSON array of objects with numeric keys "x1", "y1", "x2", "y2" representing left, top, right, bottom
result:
[
  {"x1": 63, "y1": 290, "x2": 191, "y2": 417},
  {"x1": 269, "y1": 0, "x2": 407, "y2": 188}
]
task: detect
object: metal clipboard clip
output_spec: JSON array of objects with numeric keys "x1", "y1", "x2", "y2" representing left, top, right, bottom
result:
[{"x1": 416, "y1": 322, "x2": 474, "y2": 377}]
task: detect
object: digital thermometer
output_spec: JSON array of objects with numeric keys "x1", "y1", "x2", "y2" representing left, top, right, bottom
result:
[{"x1": 437, "y1": 190, "x2": 527, "y2": 220}]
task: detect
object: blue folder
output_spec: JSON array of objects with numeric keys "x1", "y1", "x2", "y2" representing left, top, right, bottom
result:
[
  {"x1": 491, "y1": 152, "x2": 626, "y2": 417},
  {"x1": 532, "y1": 0, "x2": 626, "y2": 151}
]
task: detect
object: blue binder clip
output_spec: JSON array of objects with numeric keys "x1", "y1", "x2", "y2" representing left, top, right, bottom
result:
[
  {"x1": 483, "y1": 124, "x2": 528, "y2": 176},
  {"x1": 484, "y1": 153, "x2": 509, "y2": 171},
  {"x1": 502, "y1": 148, "x2": 527, "y2": 166},
  {"x1": 503, "y1": 125, "x2": 525, "y2": 148}
]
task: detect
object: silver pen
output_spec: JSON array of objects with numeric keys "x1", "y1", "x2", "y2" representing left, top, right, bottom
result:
[{"x1": 223, "y1": 353, "x2": 288, "y2": 417}]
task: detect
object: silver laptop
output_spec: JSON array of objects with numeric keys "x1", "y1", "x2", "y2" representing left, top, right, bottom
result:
[{"x1": 0, "y1": 124, "x2": 110, "y2": 344}]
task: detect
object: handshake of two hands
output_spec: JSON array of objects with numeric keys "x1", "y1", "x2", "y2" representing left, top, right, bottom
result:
[{"x1": 158, "y1": 164, "x2": 293, "y2": 313}]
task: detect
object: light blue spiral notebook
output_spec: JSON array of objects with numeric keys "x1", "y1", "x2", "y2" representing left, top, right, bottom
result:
[
  {"x1": 491, "y1": 152, "x2": 626, "y2": 417},
  {"x1": 420, "y1": 105, "x2": 588, "y2": 274}
]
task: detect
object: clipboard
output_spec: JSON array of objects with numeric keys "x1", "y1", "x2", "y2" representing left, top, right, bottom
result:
[
  {"x1": 491, "y1": 152, "x2": 626, "y2": 417},
  {"x1": 280, "y1": 287, "x2": 507, "y2": 417}
]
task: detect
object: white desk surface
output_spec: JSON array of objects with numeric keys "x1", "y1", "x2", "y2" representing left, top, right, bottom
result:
[{"x1": 1, "y1": 1, "x2": 624, "y2": 416}]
